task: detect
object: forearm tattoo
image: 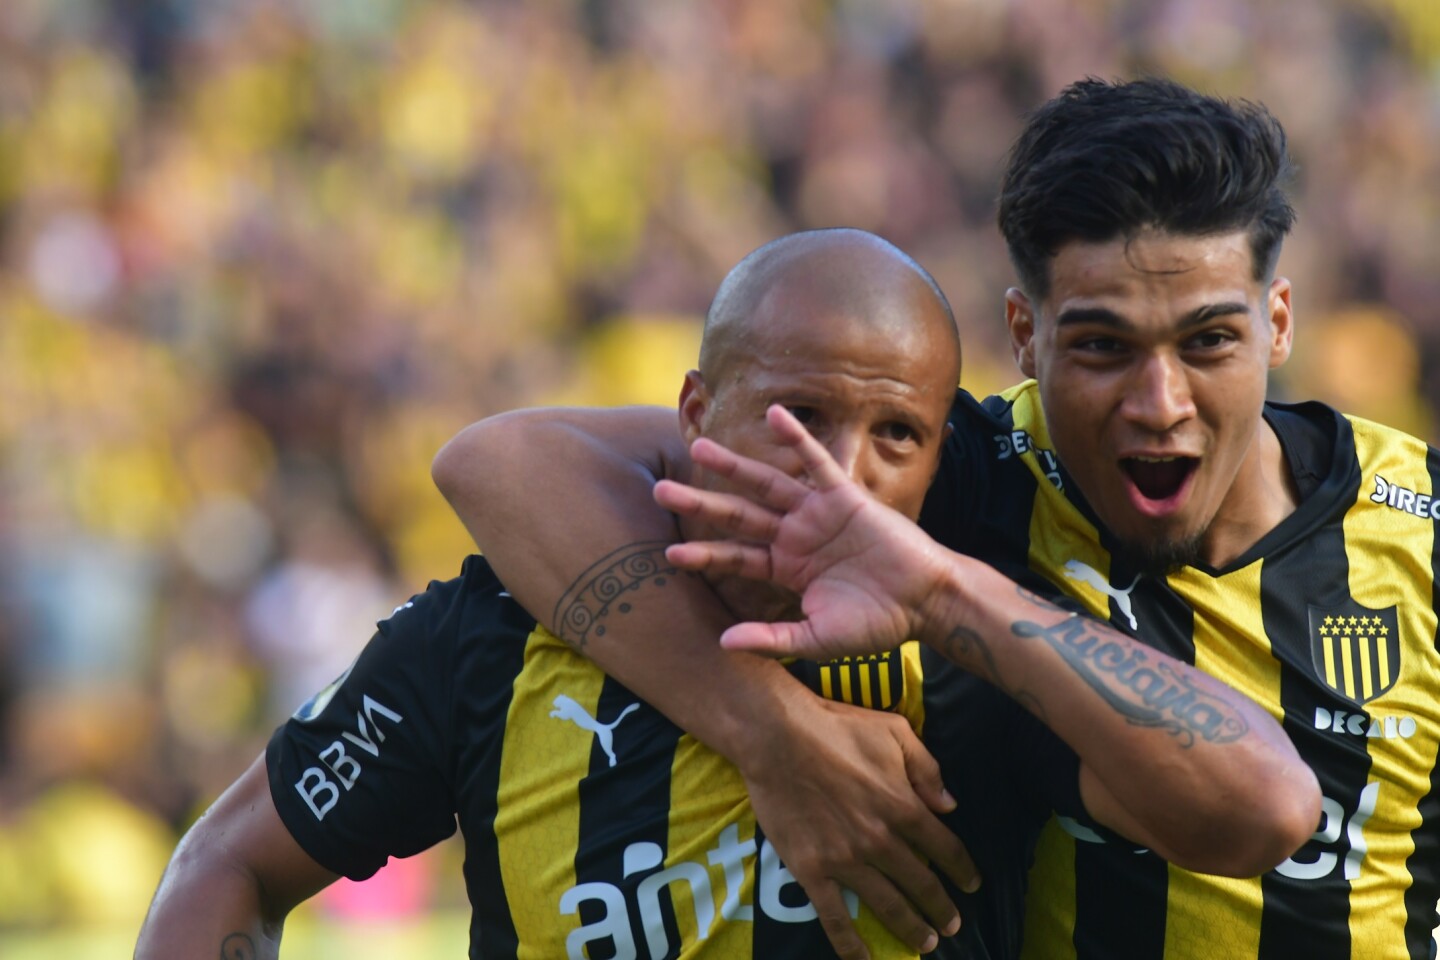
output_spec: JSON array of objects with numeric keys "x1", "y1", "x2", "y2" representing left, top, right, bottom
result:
[
  {"x1": 940, "y1": 624, "x2": 1048, "y2": 721},
  {"x1": 220, "y1": 933, "x2": 256, "y2": 960},
  {"x1": 943, "y1": 586, "x2": 1249, "y2": 748},
  {"x1": 1010, "y1": 587, "x2": 1248, "y2": 747},
  {"x1": 553, "y1": 542, "x2": 686, "y2": 651}
]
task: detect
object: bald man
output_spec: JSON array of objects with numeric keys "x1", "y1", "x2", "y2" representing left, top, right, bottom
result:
[{"x1": 136, "y1": 230, "x2": 983, "y2": 959}]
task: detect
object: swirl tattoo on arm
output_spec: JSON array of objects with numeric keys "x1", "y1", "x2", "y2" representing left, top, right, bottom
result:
[
  {"x1": 553, "y1": 542, "x2": 685, "y2": 651},
  {"x1": 937, "y1": 624, "x2": 1048, "y2": 721}
]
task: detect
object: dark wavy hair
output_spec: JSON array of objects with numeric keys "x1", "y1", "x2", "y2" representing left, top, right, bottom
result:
[{"x1": 998, "y1": 77, "x2": 1296, "y2": 299}]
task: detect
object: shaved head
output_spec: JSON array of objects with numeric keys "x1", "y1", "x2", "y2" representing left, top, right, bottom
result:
[
  {"x1": 677, "y1": 229, "x2": 962, "y2": 620},
  {"x1": 699, "y1": 229, "x2": 960, "y2": 387}
]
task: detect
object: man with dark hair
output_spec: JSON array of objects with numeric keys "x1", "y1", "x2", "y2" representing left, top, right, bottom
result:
[{"x1": 435, "y1": 77, "x2": 1440, "y2": 958}]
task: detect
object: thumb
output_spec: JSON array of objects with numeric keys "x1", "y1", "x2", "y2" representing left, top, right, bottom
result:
[
  {"x1": 718, "y1": 621, "x2": 788, "y2": 656},
  {"x1": 719, "y1": 619, "x2": 816, "y2": 658}
]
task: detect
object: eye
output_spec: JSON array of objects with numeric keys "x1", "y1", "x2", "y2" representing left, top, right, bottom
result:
[
  {"x1": 785, "y1": 405, "x2": 818, "y2": 427},
  {"x1": 877, "y1": 421, "x2": 918, "y2": 444},
  {"x1": 1186, "y1": 329, "x2": 1237, "y2": 351},
  {"x1": 1074, "y1": 336, "x2": 1125, "y2": 355}
]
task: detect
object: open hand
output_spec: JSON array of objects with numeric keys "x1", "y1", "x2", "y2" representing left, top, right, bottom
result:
[{"x1": 654, "y1": 404, "x2": 954, "y2": 660}]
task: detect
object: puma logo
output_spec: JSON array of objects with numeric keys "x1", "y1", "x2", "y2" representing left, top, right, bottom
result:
[
  {"x1": 1062, "y1": 560, "x2": 1141, "y2": 630},
  {"x1": 550, "y1": 694, "x2": 641, "y2": 767}
]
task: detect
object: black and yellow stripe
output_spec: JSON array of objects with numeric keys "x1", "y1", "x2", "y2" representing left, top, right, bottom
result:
[{"x1": 489, "y1": 623, "x2": 932, "y2": 957}]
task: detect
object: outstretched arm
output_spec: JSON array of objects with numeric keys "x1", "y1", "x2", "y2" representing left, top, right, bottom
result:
[
  {"x1": 135, "y1": 755, "x2": 339, "y2": 959},
  {"x1": 433, "y1": 407, "x2": 974, "y2": 958},
  {"x1": 656, "y1": 404, "x2": 1322, "y2": 876}
]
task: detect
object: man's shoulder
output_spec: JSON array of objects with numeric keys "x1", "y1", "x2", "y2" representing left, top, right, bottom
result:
[
  {"x1": 1268, "y1": 398, "x2": 1435, "y2": 479},
  {"x1": 1334, "y1": 407, "x2": 1436, "y2": 459},
  {"x1": 378, "y1": 555, "x2": 539, "y2": 649},
  {"x1": 948, "y1": 381, "x2": 1037, "y2": 422},
  {"x1": 1265, "y1": 399, "x2": 1440, "y2": 541}
]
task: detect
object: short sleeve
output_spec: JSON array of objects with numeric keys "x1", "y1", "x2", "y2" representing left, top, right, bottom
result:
[{"x1": 266, "y1": 576, "x2": 466, "y2": 880}]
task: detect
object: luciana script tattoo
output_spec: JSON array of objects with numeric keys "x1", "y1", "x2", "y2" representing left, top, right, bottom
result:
[
  {"x1": 220, "y1": 933, "x2": 256, "y2": 960},
  {"x1": 553, "y1": 542, "x2": 683, "y2": 651},
  {"x1": 1011, "y1": 599, "x2": 1249, "y2": 748}
]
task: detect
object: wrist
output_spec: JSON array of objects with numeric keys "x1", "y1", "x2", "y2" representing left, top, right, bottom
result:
[
  {"x1": 913, "y1": 551, "x2": 997, "y2": 669},
  {"x1": 678, "y1": 653, "x2": 815, "y2": 768}
]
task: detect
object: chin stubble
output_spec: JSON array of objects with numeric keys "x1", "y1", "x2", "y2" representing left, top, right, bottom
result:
[{"x1": 1114, "y1": 531, "x2": 1206, "y2": 578}]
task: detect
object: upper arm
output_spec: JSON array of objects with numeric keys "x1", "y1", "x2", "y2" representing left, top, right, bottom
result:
[
  {"x1": 431, "y1": 405, "x2": 691, "y2": 630},
  {"x1": 432, "y1": 404, "x2": 687, "y2": 517},
  {"x1": 165, "y1": 755, "x2": 339, "y2": 919}
]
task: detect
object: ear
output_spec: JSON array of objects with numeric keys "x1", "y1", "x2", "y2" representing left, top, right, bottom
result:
[
  {"x1": 1005, "y1": 288, "x2": 1039, "y2": 378},
  {"x1": 677, "y1": 370, "x2": 709, "y2": 445},
  {"x1": 1266, "y1": 277, "x2": 1294, "y2": 369}
]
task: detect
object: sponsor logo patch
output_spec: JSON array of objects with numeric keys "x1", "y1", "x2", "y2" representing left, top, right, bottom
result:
[
  {"x1": 550, "y1": 694, "x2": 640, "y2": 767},
  {"x1": 1307, "y1": 600, "x2": 1400, "y2": 705},
  {"x1": 994, "y1": 430, "x2": 1063, "y2": 490},
  {"x1": 293, "y1": 661, "x2": 356, "y2": 722},
  {"x1": 1370, "y1": 474, "x2": 1440, "y2": 519},
  {"x1": 1062, "y1": 559, "x2": 1141, "y2": 630}
]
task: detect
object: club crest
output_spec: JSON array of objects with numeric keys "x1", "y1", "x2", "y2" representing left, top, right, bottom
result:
[
  {"x1": 790, "y1": 649, "x2": 905, "y2": 712},
  {"x1": 1307, "y1": 600, "x2": 1400, "y2": 705}
]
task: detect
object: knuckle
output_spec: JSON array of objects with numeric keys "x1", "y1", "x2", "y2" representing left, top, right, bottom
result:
[
  {"x1": 806, "y1": 849, "x2": 851, "y2": 877},
  {"x1": 851, "y1": 822, "x2": 895, "y2": 859},
  {"x1": 869, "y1": 893, "x2": 931, "y2": 944},
  {"x1": 893, "y1": 804, "x2": 933, "y2": 835},
  {"x1": 909, "y1": 877, "x2": 950, "y2": 913}
]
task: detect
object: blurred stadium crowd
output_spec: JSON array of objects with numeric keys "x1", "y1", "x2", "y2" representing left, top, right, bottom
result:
[{"x1": 1, "y1": 0, "x2": 1438, "y2": 942}]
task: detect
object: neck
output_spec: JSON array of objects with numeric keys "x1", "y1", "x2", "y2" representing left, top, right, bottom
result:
[
  {"x1": 675, "y1": 515, "x2": 803, "y2": 625},
  {"x1": 1199, "y1": 416, "x2": 1301, "y2": 568}
]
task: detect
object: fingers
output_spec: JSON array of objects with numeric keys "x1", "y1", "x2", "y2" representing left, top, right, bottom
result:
[
  {"x1": 719, "y1": 619, "x2": 816, "y2": 658},
  {"x1": 862, "y1": 837, "x2": 964, "y2": 941},
  {"x1": 806, "y1": 881, "x2": 873, "y2": 960},
  {"x1": 689, "y1": 436, "x2": 809, "y2": 510},
  {"x1": 899, "y1": 733, "x2": 958, "y2": 815},
  {"x1": 664, "y1": 541, "x2": 774, "y2": 581},
  {"x1": 654, "y1": 480, "x2": 782, "y2": 542},
  {"x1": 808, "y1": 874, "x2": 943, "y2": 959},
  {"x1": 907, "y1": 811, "x2": 981, "y2": 903},
  {"x1": 765, "y1": 405, "x2": 852, "y2": 491},
  {"x1": 719, "y1": 619, "x2": 855, "y2": 662},
  {"x1": 896, "y1": 741, "x2": 981, "y2": 899}
]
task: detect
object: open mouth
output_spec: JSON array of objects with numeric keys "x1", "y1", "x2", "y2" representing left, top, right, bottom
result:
[{"x1": 1121, "y1": 455, "x2": 1199, "y2": 504}]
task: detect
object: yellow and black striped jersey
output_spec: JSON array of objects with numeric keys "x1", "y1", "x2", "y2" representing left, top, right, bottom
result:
[
  {"x1": 921, "y1": 381, "x2": 1440, "y2": 960},
  {"x1": 266, "y1": 555, "x2": 1052, "y2": 959}
]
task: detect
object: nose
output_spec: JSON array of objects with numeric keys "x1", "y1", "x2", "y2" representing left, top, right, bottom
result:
[
  {"x1": 824, "y1": 430, "x2": 874, "y2": 491},
  {"x1": 1121, "y1": 352, "x2": 1196, "y2": 432}
]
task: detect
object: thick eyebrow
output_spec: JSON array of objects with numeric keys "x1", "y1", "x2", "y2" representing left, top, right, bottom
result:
[{"x1": 1054, "y1": 302, "x2": 1251, "y2": 330}]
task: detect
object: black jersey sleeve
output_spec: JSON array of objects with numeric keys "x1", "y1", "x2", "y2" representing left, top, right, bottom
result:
[{"x1": 265, "y1": 563, "x2": 477, "y2": 881}]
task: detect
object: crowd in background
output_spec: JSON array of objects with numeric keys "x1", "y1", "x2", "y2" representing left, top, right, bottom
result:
[{"x1": 1, "y1": 0, "x2": 1438, "y2": 939}]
